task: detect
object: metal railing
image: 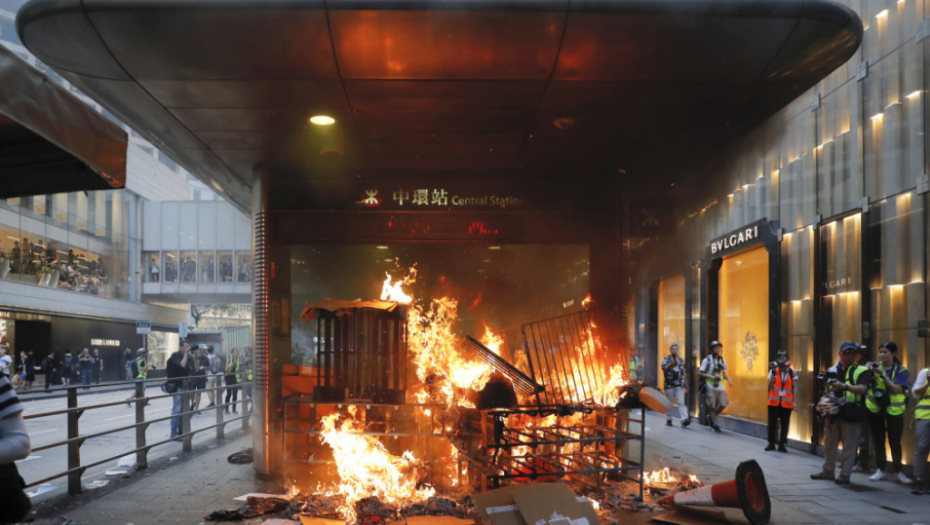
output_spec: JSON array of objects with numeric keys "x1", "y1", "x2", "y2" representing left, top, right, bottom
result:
[{"x1": 21, "y1": 377, "x2": 253, "y2": 495}]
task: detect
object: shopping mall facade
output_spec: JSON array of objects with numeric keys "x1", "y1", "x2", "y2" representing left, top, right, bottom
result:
[{"x1": 14, "y1": 0, "x2": 930, "y2": 474}]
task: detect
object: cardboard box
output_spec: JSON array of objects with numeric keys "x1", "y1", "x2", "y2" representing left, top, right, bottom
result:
[{"x1": 473, "y1": 483, "x2": 599, "y2": 525}]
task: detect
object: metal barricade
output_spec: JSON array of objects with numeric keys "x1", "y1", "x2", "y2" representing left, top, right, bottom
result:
[{"x1": 21, "y1": 377, "x2": 253, "y2": 495}]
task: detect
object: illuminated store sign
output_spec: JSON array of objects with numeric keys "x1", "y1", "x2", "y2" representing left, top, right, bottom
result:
[
  {"x1": 0, "y1": 311, "x2": 10, "y2": 318},
  {"x1": 823, "y1": 277, "x2": 853, "y2": 292},
  {"x1": 710, "y1": 225, "x2": 761, "y2": 254},
  {"x1": 91, "y1": 339, "x2": 120, "y2": 346},
  {"x1": 357, "y1": 188, "x2": 524, "y2": 210}
]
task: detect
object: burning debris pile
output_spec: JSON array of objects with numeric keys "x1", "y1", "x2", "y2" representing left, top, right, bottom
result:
[{"x1": 275, "y1": 264, "x2": 684, "y2": 525}]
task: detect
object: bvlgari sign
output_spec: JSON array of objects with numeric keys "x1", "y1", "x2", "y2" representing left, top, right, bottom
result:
[{"x1": 710, "y1": 224, "x2": 761, "y2": 254}]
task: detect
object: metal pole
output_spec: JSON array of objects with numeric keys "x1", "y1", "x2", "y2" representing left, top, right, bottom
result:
[
  {"x1": 216, "y1": 381, "x2": 225, "y2": 440},
  {"x1": 66, "y1": 387, "x2": 82, "y2": 495},
  {"x1": 135, "y1": 380, "x2": 148, "y2": 469},
  {"x1": 182, "y1": 378, "x2": 192, "y2": 452},
  {"x1": 242, "y1": 382, "x2": 250, "y2": 431}
]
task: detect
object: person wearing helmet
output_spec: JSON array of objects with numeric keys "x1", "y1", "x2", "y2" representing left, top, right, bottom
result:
[
  {"x1": 765, "y1": 350, "x2": 797, "y2": 453},
  {"x1": 864, "y1": 341, "x2": 911, "y2": 485},
  {"x1": 661, "y1": 343, "x2": 689, "y2": 427},
  {"x1": 811, "y1": 342, "x2": 873, "y2": 485},
  {"x1": 125, "y1": 348, "x2": 152, "y2": 408},
  {"x1": 912, "y1": 363, "x2": 930, "y2": 494},
  {"x1": 699, "y1": 340, "x2": 731, "y2": 433}
]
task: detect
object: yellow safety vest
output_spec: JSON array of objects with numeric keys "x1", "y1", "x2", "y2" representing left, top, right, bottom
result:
[
  {"x1": 629, "y1": 356, "x2": 640, "y2": 381},
  {"x1": 866, "y1": 364, "x2": 907, "y2": 416},
  {"x1": 844, "y1": 365, "x2": 866, "y2": 404},
  {"x1": 228, "y1": 359, "x2": 241, "y2": 383},
  {"x1": 135, "y1": 357, "x2": 147, "y2": 380},
  {"x1": 244, "y1": 357, "x2": 253, "y2": 381},
  {"x1": 916, "y1": 369, "x2": 930, "y2": 420}
]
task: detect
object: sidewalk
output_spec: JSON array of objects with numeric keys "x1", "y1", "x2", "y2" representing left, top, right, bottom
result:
[
  {"x1": 27, "y1": 412, "x2": 930, "y2": 525},
  {"x1": 643, "y1": 412, "x2": 929, "y2": 525}
]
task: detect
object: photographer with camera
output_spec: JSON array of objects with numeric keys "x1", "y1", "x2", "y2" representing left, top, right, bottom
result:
[
  {"x1": 864, "y1": 341, "x2": 911, "y2": 484},
  {"x1": 699, "y1": 340, "x2": 731, "y2": 433},
  {"x1": 662, "y1": 343, "x2": 689, "y2": 427},
  {"x1": 765, "y1": 350, "x2": 796, "y2": 453},
  {"x1": 811, "y1": 342, "x2": 873, "y2": 485}
]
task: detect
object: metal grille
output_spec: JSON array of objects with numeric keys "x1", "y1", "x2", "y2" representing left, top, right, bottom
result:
[
  {"x1": 464, "y1": 335, "x2": 543, "y2": 398},
  {"x1": 519, "y1": 310, "x2": 610, "y2": 405},
  {"x1": 252, "y1": 210, "x2": 269, "y2": 391}
]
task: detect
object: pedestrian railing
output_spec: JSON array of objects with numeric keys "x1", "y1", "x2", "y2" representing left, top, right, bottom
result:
[{"x1": 21, "y1": 378, "x2": 252, "y2": 495}]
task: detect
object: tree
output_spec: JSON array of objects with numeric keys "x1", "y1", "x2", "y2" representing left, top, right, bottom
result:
[{"x1": 190, "y1": 304, "x2": 238, "y2": 329}]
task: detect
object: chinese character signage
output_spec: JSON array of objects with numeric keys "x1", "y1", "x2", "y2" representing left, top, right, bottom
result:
[{"x1": 356, "y1": 187, "x2": 523, "y2": 210}]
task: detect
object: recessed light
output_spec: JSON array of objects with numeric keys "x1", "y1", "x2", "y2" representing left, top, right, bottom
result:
[{"x1": 310, "y1": 115, "x2": 335, "y2": 126}]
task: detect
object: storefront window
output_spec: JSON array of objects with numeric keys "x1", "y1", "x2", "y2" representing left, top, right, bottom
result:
[
  {"x1": 163, "y1": 251, "x2": 178, "y2": 283},
  {"x1": 218, "y1": 251, "x2": 233, "y2": 282},
  {"x1": 199, "y1": 251, "x2": 215, "y2": 283},
  {"x1": 718, "y1": 247, "x2": 769, "y2": 423},
  {"x1": 179, "y1": 251, "x2": 196, "y2": 282},
  {"x1": 657, "y1": 275, "x2": 685, "y2": 386},
  {"x1": 236, "y1": 251, "x2": 252, "y2": 283}
]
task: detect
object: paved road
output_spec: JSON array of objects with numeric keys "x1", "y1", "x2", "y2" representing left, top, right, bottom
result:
[{"x1": 15, "y1": 387, "x2": 251, "y2": 499}]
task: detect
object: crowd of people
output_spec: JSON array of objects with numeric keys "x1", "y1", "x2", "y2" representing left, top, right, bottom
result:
[
  {"x1": 0, "y1": 345, "x2": 103, "y2": 392},
  {"x1": 148, "y1": 255, "x2": 251, "y2": 283},
  {"x1": 1, "y1": 238, "x2": 109, "y2": 296},
  {"x1": 124, "y1": 341, "x2": 253, "y2": 440},
  {"x1": 649, "y1": 339, "x2": 930, "y2": 494}
]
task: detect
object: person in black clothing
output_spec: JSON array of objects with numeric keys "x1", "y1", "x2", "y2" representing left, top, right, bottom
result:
[
  {"x1": 122, "y1": 347, "x2": 134, "y2": 381},
  {"x1": 92, "y1": 348, "x2": 102, "y2": 384},
  {"x1": 18, "y1": 352, "x2": 35, "y2": 392},
  {"x1": 166, "y1": 341, "x2": 191, "y2": 439},
  {"x1": 60, "y1": 350, "x2": 73, "y2": 386},
  {"x1": 189, "y1": 345, "x2": 208, "y2": 414},
  {"x1": 224, "y1": 348, "x2": 241, "y2": 414},
  {"x1": 41, "y1": 352, "x2": 60, "y2": 392}
]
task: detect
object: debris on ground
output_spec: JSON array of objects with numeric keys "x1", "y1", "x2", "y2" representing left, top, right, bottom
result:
[
  {"x1": 204, "y1": 495, "x2": 289, "y2": 521},
  {"x1": 228, "y1": 448, "x2": 254, "y2": 464}
]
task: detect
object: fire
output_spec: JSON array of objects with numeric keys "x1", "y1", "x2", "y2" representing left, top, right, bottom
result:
[
  {"x1": 642, "y1": 468, "x2": 704, "y2": 488},
  {"x1": 380, "y1": 266, "x2": 417, "y2": 304},
  {"x1": 480, "y1": 325, "x2": 504, "y2": 355},
  {"x1": 582, "y1": 293, "x2": 593, "y2": 309},
  {"x1": 315, "y1": 406, "x2": 435, "y2": 523},
  {"x1": 591, "y1": 363, "x2": 626, "y2": 406},
  {"x1": 408, "y1": 297, "x2": 495, "y2": 407}
]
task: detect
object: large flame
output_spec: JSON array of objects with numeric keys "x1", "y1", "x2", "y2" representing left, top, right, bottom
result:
[
  {"x1": 480, "y1": 325, "x2": 504, "y2": 355},
  {"x1": 381, "y1": 266, "x2": 417, "y2": 304},
  {"x1": 315, "y1": 406, "x2": 435, "y2": 523}
]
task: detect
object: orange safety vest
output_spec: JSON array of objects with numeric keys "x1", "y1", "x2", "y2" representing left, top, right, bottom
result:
[{"x1": 767, "y1": 369, "x2": 795, "y2": 409}]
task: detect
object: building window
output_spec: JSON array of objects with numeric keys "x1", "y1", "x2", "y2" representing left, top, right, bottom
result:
[
  {"x1": 163, "y1": 251, "x2": 178, "y2": 283},
  {"x1": 179, "y1": 251, "x2": 196, "y2": 282},
  {"x1": 236, "y1": 252, "x2": 251, "y2": 283},
  {"x1": 144, "y1": 251, "x2": 160, "y2": 282},
  {"x1": 199, "y1": 251, "x2": 215, "y2": 283}
]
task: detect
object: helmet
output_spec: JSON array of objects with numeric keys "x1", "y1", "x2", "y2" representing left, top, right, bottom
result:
[
  {"x1": 137, "y1": 348, "x2": 147, "y2": 355},
  {"x1": 710, "y1": 340, "x2": 723, "y2": 349},
  {"x1": 815, "y1": 396, "x2": 841, "y2": 417}
]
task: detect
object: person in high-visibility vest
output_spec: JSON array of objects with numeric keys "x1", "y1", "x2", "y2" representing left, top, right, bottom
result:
[
  {"x1": 124, "y1": 348, "x2": 151, "y2": 408},
  {"x1": 864, "y1": 341, "x2": 912, "y2": 485},
  {"x1": 910, "y1": 366, "x2": 930, "y2": 494},
  {"x1": 765, "y1": 350, "x2": 796, "y2": 453},
  {"x1": 629, "y1": 347, "x2": 643, "y2": 383},
  {"x1": 241, "y1": 345, "x2": 253, "y2": 413}
]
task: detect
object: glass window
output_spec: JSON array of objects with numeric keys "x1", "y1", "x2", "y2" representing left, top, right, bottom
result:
[
  {"x1": 657, "y1": 275, "x2": 685, "y2": 387},
  {"x1": 718, "y1": 247, "x2": 769, "y2": 424},
  {"x1": 163, "y1": 251, "x2": 178, "y2": 283},
  {"x1": 144, "y1": 252, "x2": 160, "y2": 282},
  {"x1": 218, "y1": 251, "x2": 233, "y2": 282},
  {"x1": 236, "y1": 252, "x2": 252, "y2": 283},
  {"x1": 146, "y1": 331, "x2": 179, "y2": 369},
  {"x1": 179, "y1": 251, "x2": 196, "y2": 282},
  {"x1": 199, "y1": 251, "x2": 215, "y2": 283}
]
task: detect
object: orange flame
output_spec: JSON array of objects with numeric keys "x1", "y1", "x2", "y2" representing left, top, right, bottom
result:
[
  {"x1": 582, "y1": 293, "x2": 593, "y2": 309},
  {"x1": 380, "y1": 265, "x2": 417, "y2": 304},
  {"x1": 315, "y1": 406, "x2": 435, "y2": 522},
  {"x1": 480, "y1": 325, "x2": 504, "y2": 356}
]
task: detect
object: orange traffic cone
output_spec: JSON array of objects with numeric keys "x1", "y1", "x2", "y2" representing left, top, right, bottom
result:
[{"x1": 658, "y1": 460, "x2": 771, "y2": 525}]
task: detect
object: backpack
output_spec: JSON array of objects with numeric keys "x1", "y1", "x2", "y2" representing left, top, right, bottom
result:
[{"x1": 208, "y1": 354, "x2": 222, "y2": 375}]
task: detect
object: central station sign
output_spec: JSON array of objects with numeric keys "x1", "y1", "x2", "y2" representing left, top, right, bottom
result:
[{"x1": 357, "y1": 188, "x2": 524, "y2": 210}]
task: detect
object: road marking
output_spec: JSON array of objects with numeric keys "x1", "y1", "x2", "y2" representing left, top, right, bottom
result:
[{"x1": 28, "y1": 429, "x2": 58, "y2": 435}]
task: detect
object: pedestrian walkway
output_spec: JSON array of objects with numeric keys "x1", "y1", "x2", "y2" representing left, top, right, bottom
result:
[
  {"x1": 26, "y1": 412, "x2": 930, "y2": 525},
  {"x1": 644, "y1": 412, "x2": 928, "y2": 525}
]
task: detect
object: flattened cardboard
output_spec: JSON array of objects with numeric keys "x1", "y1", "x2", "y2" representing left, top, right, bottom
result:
[
  {"x1": 651, "y1": 507, "x2": 733, "y2": 525},
  {"x1": 299, "y1": 517, "x2": 345, "y2": 525},
  {"x1": 473, "y1": 483, "x2": 599, "y2": 525}
]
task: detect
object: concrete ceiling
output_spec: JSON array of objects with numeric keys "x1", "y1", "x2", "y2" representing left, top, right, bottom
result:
[{"x1": 17, "y1": 0, "x2": 861, "y2": 212}]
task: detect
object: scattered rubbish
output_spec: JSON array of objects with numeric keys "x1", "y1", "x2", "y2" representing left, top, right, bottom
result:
[
  {"x1": 169, "y1": 456, "x2": 178, "y2": 461},
  {"x1": 263, "y1": 520, "x2": 301, "y2": 525},
  {"x1": 84, "y1": 480, "x2": 109, "y2": 489},
  {"x1": 205, "y1": 496, "x2": 290, "y2": 521},
  {"x1": 117, "y1": 454, "x2": 137, "y2": 468},
  {"x1": 106, "y1": 470, "x2": 129, "y2": 477},
  {"x1": 228, "y1": 447, "x2": 254, "y2": 464},
  {"x1": 26, "y1": 484, "x2": 58, "y2": 498},
  {"x1": 235, "y1": 492, "x2": 289, "y2": 502}
]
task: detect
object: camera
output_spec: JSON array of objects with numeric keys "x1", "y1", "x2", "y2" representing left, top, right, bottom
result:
[{"x1": 816, "y1": 370, "x2": 839, "y2": 386}]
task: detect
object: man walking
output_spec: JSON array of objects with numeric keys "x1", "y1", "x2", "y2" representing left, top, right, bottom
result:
[
  {"x1": 166, "y1": 340, "x2": 191, "y2": 439},
  {"x1": 661, "y1": 343, "x2": 689, "y2": 427},
  {"x1": 125, "y1": 348, "x2": 151, "y2": 407},
  {"x1": 204, "y1": 345, "x2": 221, "y2": 408},
  {"x1": 241, "y1": 345, "x2": 253, "y2": 412},
  {"x1": 0, "y1": 346, "x2": 11, "y2": 380},
  {"x1": 189, "y1": 345, "x2": 208, "y2": 414},
  {"x1": 766, "y1": 350, "x2": 796, "y2": 452},
  {"x1": 92, "y1": 348, "x2": 102, "y2": 384},
  {"x1": 811, "y1": 342, "x2": 872, "y2": 485},
  {"x1": 699, "y1": 340, "x2": 731, "y2": 433}
]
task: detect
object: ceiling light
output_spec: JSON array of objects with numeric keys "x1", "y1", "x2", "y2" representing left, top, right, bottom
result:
[
  {"x1": 876, "y1": 9, "x2": 888, "y2": 18},
  {"x1": 489, "y1": 246, "x2": 501, "y2": 250},
  {"x1": 310, "y1": 115, "x2": 335, "y2": 126},
  {"x1": 907, "y1": 90, "x2": 922, "y2": 99},
  {"x1": 871, "y1": 113, "x2": 884, "y2": 120},
  {"x1": 376, "y1": 246, "x2": 389, "y2": 250}
]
